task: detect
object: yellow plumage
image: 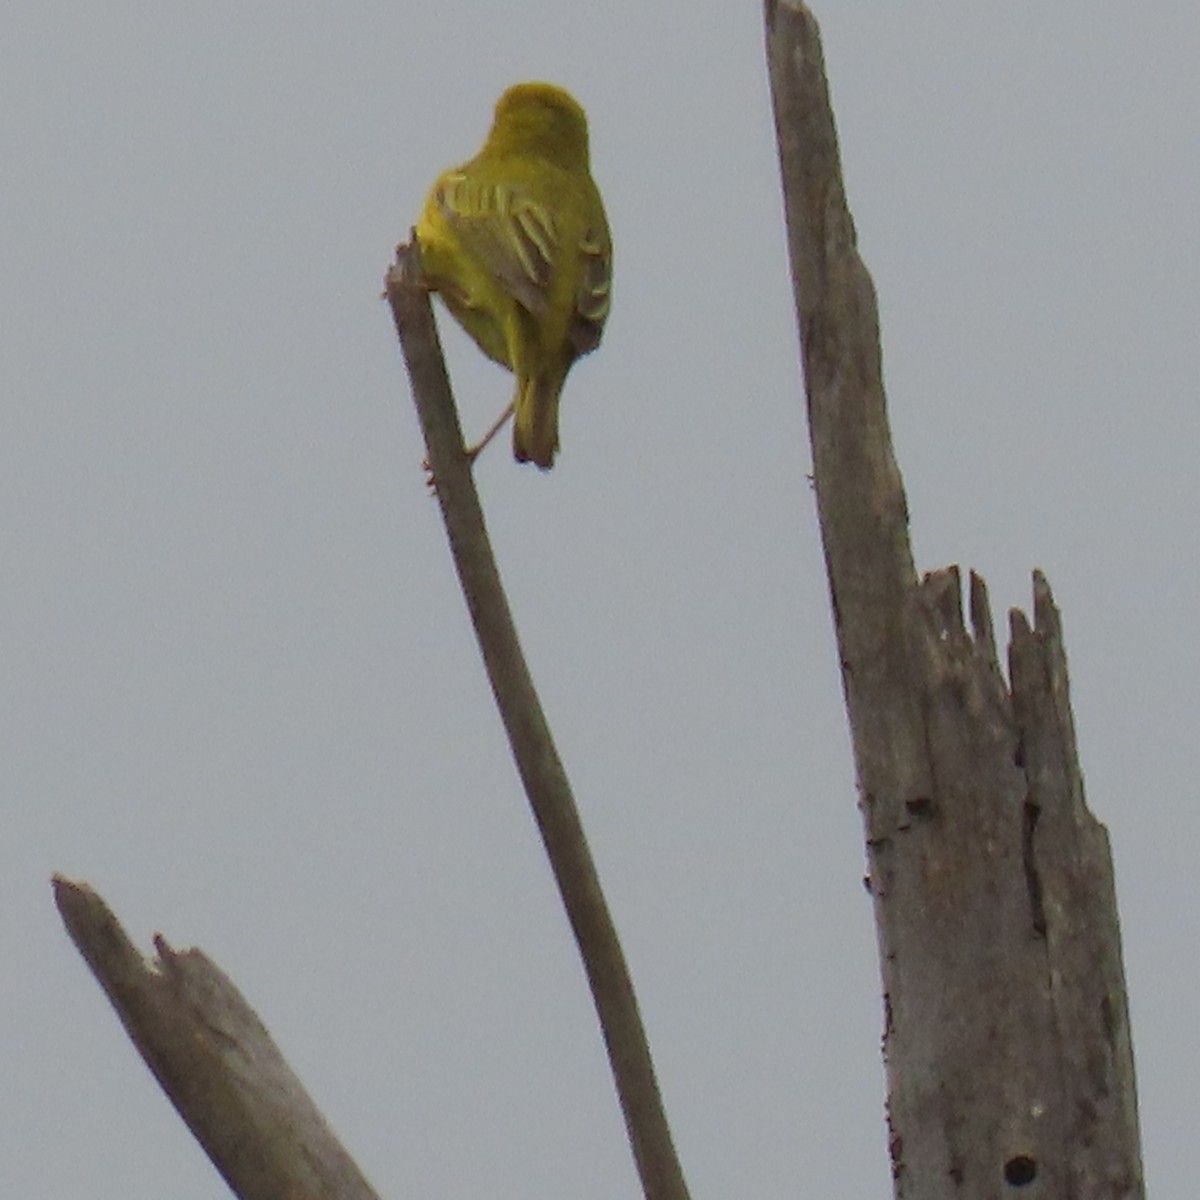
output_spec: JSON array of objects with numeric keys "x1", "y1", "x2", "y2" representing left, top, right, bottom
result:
[{"x1": 415, "y1": 82, "x2": 612, "y2": 469}]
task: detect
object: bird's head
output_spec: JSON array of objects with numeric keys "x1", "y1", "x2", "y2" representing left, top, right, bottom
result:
[{"x1": 487, "y1": 82, "x2": 591, "y2": 170}]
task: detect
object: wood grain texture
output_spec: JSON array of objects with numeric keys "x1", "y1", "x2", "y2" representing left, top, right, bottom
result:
[
  {"x1": 54, "y1": 877, "x2": 381, "y2": 1200},
  {"x1": 765, "y1": 4, "x2": 1144, "y2": 1196}
]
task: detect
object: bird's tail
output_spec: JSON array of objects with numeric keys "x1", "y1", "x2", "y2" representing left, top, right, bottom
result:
[{"x1": 512, "y1": 372, "x2": 565, "y2": 470}]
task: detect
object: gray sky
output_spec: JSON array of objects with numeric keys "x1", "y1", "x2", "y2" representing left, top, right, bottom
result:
[{"x1": 3, "y1": 2, "x2": 1196, "y2": 1196}]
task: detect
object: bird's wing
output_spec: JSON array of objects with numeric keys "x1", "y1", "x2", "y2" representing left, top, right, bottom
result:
[
  {"x1": 570, "y1": 226, "x2": 611, "y2": 356},
  {"x1": 434, "y1": 171, "x2": 557, "y2": 316}
]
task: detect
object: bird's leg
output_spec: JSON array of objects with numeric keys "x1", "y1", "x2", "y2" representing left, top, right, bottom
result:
[
  {"x1": 421, "y1": 402, "x2": 515, "y2": 490},
  {"x1": 464, "y1": 402, "x2": 515, "y2": 462}
]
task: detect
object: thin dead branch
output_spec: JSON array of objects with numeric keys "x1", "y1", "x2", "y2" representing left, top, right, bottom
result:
[{"x1": 384, "y1": 244, "x2": 691, "y2": 1200}]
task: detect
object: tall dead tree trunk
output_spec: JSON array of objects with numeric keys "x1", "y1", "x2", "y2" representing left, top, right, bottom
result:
[{"x1": 764, "y1": 4, "x2": 1144, "y2": 1197}]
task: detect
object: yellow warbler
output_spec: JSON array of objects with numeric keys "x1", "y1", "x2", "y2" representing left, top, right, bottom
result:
[{"x1": 415, "y1": 82, "x2": 612, "y2": 469}]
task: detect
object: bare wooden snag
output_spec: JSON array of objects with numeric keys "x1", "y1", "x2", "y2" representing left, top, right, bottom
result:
[
  {"x1": 764, "y1": 2, "x2": 1144, "y2": 1196},
  {"x1": 54, "y1": 877, "x2": 381, "y2": 1200}
]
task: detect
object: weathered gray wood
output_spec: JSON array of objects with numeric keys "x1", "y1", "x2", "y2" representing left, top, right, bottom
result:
[
  {"x1": 764, "y1": 3, "x2": 1144, "y2": 1196},
  {"x1": 54, "y1": 877, "x2": 381, "y2": 1200},
  {"x1": 1010, "y1": 579, "x2": 1143, "y2": 1197}
]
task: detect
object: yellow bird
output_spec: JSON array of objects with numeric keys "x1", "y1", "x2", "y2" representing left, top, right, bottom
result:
[{"x1": 415, "y1": 82, "x2": 612, "y2": 469}]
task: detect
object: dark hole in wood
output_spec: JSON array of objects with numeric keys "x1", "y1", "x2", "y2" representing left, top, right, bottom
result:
[{"x1": 1004, "y1": 1155, "x2": 1037, "y2": 1186}]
